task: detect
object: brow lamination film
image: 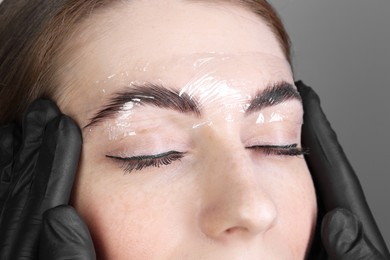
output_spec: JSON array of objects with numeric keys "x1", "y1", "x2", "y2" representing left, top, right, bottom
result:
[{"x1": 84, "y1": 53, "x2": 300, "y2": 141}]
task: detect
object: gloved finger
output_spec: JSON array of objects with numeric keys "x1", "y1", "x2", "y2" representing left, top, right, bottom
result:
[
  {"x1": 0, "y1": 100, "x2": 62, "y2": 259},
  {"x1": 296, "y1": 80, "x2": 390, "y2": 258},
  {"x1": 322, "y1": 208, "x2": 385, "y2": 260},
  {"x1": 40, "y1": 205, "x2": 96, "y2": 260},
  {"x1": 0, "y1": 123, "x2": 17, "y2": 181},
  {"x1": 0, "y1": 123, "x2": 21, "y2": 209},
  {"x1": 9, "y1": 99, "x2": 60, "y2": 198},
  {"x1": 30, "y1": 115, "x2": 81, "y2": 208},
  {"x1": 9, "y1": 115, "x2": 82, "y2": 259}
]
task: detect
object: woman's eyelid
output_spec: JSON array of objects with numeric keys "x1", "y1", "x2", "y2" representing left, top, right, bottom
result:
[
  {"x1": 241, "y1": 120, "x2": 302, "y2": 147},
  {"x1": 248, "y1": 143, "x2": 298, "y2": 148},
  {"x1": 108, "y1": 150, "x2": 186, "y2": 174},
  {"x1": 107, "y1": 150, "x2": 185, "y2": 160},
  {"x1": 243, "y1": 134, "x2": 301, "y2": 147},
  {"x1": 106, "y1": 134, "x2": 192, "y2": 157}
]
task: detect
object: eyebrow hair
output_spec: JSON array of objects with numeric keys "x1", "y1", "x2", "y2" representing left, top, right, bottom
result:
[
  {"x1": 84, "y1": 81, "x2": 301, "y2": 129},
  {"x1": 245, "y1": 81, "x2": 301, "y2": 115},
  {"x1": 84, "y1": 83, "x2": 200, "y2": 128}
]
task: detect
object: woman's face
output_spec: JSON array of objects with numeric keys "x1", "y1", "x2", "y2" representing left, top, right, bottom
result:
[{"x1": 57, "y1": 1, "x2": 317, "y2": 259}]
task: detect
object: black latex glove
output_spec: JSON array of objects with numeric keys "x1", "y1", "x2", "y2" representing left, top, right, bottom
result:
[
  {"x1": 296, "y1": 81, "x2": 390, "y2": 260},
  {"x1": 0, "y1": 99, "x2": 95, "y2": 260}
]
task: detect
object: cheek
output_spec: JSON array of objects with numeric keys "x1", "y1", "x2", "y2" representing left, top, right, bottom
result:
[
  {"x1": 263, "y1": 160, "x2": 317, "y2": 257},
  {"x1": 71, "y1": 149, "x2": 190, "y2": 259}
]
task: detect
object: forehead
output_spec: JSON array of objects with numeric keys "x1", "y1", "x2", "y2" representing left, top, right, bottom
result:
[
  {"x1": 64, "y1": 0, "x2": 287, "y2": 71},
  {"x1": 58, "y1": 0, "x2": 293, "y2": 124},
  {"x1": 92, "y1": 53, "x2": 293, "y2": 95}
]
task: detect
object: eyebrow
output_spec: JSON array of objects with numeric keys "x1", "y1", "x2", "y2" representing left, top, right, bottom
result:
[
  {"x1": 83, "y1": 81, "x2": 301, "y2": 129},
  {"x1": 246, "y1": 81, "x2": 301, "y2": 114}
]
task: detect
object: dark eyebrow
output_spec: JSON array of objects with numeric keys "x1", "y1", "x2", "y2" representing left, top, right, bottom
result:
[
  {"x1": 84, "y1": 82, "x2": 200, "y2": 128},
  {"x1": 84, "y1": 81, "x2": 300, "y2": 129},
  {"x1": 245, "y1": 81, "x2": 301, "y2": 116}
]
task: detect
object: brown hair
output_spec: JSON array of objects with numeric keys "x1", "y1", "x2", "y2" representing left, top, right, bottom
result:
[{"x1": 0, "y1": 0, "x2": 291, "y2": 125}]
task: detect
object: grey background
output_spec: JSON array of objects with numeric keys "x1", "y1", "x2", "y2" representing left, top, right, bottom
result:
[{"x1": 269, "y1": 0, "x2": 390, "y2": 246}]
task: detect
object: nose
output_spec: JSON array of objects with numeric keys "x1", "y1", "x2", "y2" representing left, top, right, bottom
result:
[{"x1": 198, "y1": 136, "x2": 277, "y2": 240}]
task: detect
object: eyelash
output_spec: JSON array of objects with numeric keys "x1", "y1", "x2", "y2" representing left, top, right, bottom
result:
[
  {"x1": 106, "y1": 151, "x2": 185, "y2": 174},
  {"x1": 248, "y1": 144, "x2": 309, "y2": 156},
  {"x1": 106, "y1": 144, "x2": 309, "y2": 174}
]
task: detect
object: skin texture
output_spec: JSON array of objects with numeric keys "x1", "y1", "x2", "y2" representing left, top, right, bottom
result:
[{"x1": 55, "y1": 0, "x2": 317, "y2": 259}]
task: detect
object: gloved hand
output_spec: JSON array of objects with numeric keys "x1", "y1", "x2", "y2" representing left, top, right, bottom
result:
[
  {"x1": 0, "y1": 99, "x2": 96, "y2": 260},
  {"x1": 296, "y1": 81, "x2": 390, "y2": 260}
]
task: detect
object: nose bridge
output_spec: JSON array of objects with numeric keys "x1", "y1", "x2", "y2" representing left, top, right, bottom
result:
[{"x1": 197, "y1": 130, "x2": 277, "y2": 239}]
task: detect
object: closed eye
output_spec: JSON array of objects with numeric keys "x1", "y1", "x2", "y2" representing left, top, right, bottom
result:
[
  {"x1": 247, "y1": 144, "x2": 309, "y2": 156},
  {"x1": 106, "y1": 151, "x2": 185, "y2": 174},
  {"x1": 107, "y1": 144, "x2": 308, "y2": 174}
]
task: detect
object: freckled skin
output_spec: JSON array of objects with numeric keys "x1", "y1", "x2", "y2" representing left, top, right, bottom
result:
[{"x1": 57, "y1": 0, "x2": 317, "y2": 259}]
